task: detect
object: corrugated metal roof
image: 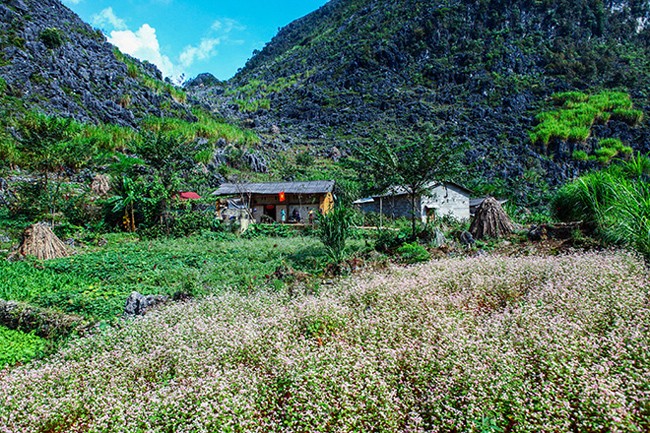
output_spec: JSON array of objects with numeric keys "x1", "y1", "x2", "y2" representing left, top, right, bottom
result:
[
  {"x1": 370, "y1": 181, "x2": 473, "y2": 198},
  {"x1": 212, "y1": 180, "x2": 335, "y2": 196}
]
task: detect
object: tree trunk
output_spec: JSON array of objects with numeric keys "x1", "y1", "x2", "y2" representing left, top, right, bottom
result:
[
  {"x1": 130, "y1": 204, "x2": 136, "y2": 232},
  {"x1": 411, "y1": 193, "x2": 417, "y2": 239}
]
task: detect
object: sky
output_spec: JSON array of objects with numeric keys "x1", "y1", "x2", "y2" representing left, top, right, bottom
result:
[{"x1": 61, "y1": 0, "x2": 329, "y2": 83}]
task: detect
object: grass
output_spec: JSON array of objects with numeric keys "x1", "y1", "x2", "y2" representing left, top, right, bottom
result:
[
  {"x1": 0, "y1": 233, "x2": 363, "y2": 323},
  {"x1": 141, "y1": 110, "x2": 260, "y2": 147},
  {"x1": 226, "y1": 74, "x2": 302, "y2": 112},
  {"x1": 552, "y1": 154, "x2": 650, "y2": 259},
  {"x1": 113, "y1": 48, "x2": 187, "y2": 103},
  {"x1": 0, "y1": 251, "x2": 647, "y2": 431},
  {"x1": 0, "y1": 326, "x2": 47, "y2": 368},
  {"x1": 530, "y1": 90, "x2": 642, "y2": 147}
]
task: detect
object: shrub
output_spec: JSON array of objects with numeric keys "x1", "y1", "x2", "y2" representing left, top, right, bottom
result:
[
  {"x1": 39, "y1": 28, "x2": 65, "y2": 49},
  {"x1": 552, "y1": 169, "x2": 616, "y2": 224},
  {"x1": 241, "y1": 223, "x2": 297, "y2": 239},
  {"x1": 296, "y1": 151, "x2": 315, "y2": 167},
  {"x1": 164, "y1": 209, "x2": 223, "y2": 238},
  {"x1": 395, "y1": 242, "x2": 430, "y2": 263},
  {"x1": 374, "y1": 228, "x2": 410, "y2": 253}
]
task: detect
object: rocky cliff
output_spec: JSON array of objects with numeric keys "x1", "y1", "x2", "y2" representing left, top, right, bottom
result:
[
  {"x1": 188, "y1": 0, "x2": 650, "y2": 198},
  {"x1": 0, "y1": 0, "x2": 190, "y2": 127}
]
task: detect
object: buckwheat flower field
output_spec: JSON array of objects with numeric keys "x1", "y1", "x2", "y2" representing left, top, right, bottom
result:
[{"x1": 1, "y1": 252, "x2": 648, "y2": 432}]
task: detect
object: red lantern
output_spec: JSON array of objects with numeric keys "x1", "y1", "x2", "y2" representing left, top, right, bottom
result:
[{"x1": 279, "y1": 191, "x2": 286, "y2": 202}]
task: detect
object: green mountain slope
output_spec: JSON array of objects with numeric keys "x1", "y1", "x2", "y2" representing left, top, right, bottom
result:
[
  {"x1": 0, "y1": 0, "x2": 193, "y2": 126},
  {"x1": 0, "y1": 0, "x2": 265, "y2": 233},
  {"x1": 189, "y1": 0, "x2": 650, "y2": 199}
]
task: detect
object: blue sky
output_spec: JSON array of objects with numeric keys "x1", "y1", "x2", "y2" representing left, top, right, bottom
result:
[{"x1": 62, "y1": 0, "x2": 329, "y2": 82}]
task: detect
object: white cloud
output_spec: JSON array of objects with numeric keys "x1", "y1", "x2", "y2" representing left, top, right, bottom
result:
[
  {"x1": 92, "y1": 7, "x2": 127, "y2": 31},
  {"x1": 177, "y1": 18, "x2": 246, "y2": 71},
  {"x1": 63, "y1": 0, "x2": 81, "y2": 5},
  {"x1": 99, "y1": 10, "x2": 246, "y2": 80},
  {"x1": 179, "y1": 38, "x2": 221, "y2": 69},
  {"x1": 108, "y1": 24, "x2": 176, "y2": 78},
  {"x1": 211, "y1": 18, "x2": 246, "y2": 34}
]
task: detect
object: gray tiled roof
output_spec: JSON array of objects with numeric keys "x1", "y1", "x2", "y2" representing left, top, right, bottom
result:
[{"x1": 212, "y1": 180, "x2": 335, "y2": 196}]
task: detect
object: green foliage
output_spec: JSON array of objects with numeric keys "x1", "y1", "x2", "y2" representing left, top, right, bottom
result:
[
  {"x1": 598, "y1": 138, "x2": 623, "y2": 149},
  {"x1": 242, "y1": 223, "x2": 298, "y2": 239},
  {"x1": 106, "y1": 176, "x2": 150, "y2": 232},
  {"x1": 194, "y1": 148, "x2": 213, "y2": 164},
  {"x1": 395, "y1": 242, "x2": 430, "y2": 263},
  {"x1": 296, "y1": 151, "x2": 315, "y2": 167},
  {"x1": 141, "y1": 111, "x2": 259, "y2": 146},
  {"x1": 113, "y1": 48, "x2": 187, "y2": 103},
  {"x1": 354, "y1": 125, "x2": 465, "y2": 237},
  {"x1": 234, "y1": 98, "x2": 271, "y2": 113},
  {"x1": 0, "y1": 234, "x2": 342, "y2": 321},
  {"x1": 572, "y1": 150, "x2": 588, "y2": 161},
  {"x1": 611, "y1": 108, "x2": 644, "y2": 125},
  {"x1": 0, "y1": 326, "x2": 47, "y2": 368},
  {"x1": 162, "y1": 207, "x2": 222, "y2": 238},
  {"x1": 552, "y1": 170, "x2": 615, "y2": 224},
  {"x1": 317, "y1": 205, "x2": 355, "y2": 263},
  {"x1": 225, "y1": 75, "x2": 301, "y2": 113},
  {"x1": 374, "y1": 228, "x2": 410, "y2": 253},
  {"x1": 586, "y1": 138, "x2": 634, "y2": 165},
  {"x1": 39, "y1": 28, "x2": 64, "y2": 49},
  {"x1": 552, "y1": 91, "x2": 589, "y2": 104},
  {"x1": 593, "y1": 146, "x2": 619, "y2": 165},
  {"x1": 552, "y1": 154, "x2": 650, "y2": 259},
  {"x1": 530, "y1": 91, "x2": 641, "y2": 147}
]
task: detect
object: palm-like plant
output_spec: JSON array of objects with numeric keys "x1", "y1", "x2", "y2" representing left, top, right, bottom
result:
[{"x1": 107, "y1": 177, "x2": 140, "y2": 232}]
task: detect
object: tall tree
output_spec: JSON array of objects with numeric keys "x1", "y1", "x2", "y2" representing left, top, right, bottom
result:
[{"x1": 355, "y1": 126, "x2": 465, "y2": 237}]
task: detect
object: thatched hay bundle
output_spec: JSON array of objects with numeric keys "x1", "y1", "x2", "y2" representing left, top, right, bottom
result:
[
  {"x1": 91, "y1": 174, "x2": 111, "y2": 196},
  {"x1": 469, "y1": 197, "x2": 515, "y2": 239},
  {"x1": 13, "y1": 223, "x2": 69, "y2": 260}
]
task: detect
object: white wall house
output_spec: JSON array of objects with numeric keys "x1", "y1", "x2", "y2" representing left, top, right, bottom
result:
[{"x1": 354, "y1": 182, "x2": 472, "y2": 222}]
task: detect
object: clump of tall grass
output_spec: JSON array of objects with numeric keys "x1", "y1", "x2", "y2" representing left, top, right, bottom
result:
[
  {"x1": 553, "y1": 153, "x2": 650, "y2": 259},
  {"x1": 317, "y1": 205, "x2": 355, "y2": 263}
]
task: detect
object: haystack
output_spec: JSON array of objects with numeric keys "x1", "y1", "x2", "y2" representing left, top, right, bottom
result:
[
  {"x1": 91, "y1": 174, "x2": 111, "y2": 196},
  {"x1": 13, "y1": 223, "x2": 69, "y2": 260},
  {"x1": 469, "y1": 197, "x2": 515, "y2": 239}
]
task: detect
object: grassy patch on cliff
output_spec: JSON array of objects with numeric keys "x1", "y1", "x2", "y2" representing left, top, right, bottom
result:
[{"x1": 530, "y1": 90, "x2": 643, "y2": 148}]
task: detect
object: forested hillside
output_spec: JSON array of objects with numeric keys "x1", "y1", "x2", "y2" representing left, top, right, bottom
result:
[{"x1": 189, "y1": 0, "x2": 650, "y2": 201}]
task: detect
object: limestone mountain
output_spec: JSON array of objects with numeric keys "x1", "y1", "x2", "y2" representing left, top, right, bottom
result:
[
  {"x1": 189, "y1": 0, "x2": 650, "y2": 197},
  {"x1": 0, "y1": 0, "x2": 190, "y2": 127}
]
